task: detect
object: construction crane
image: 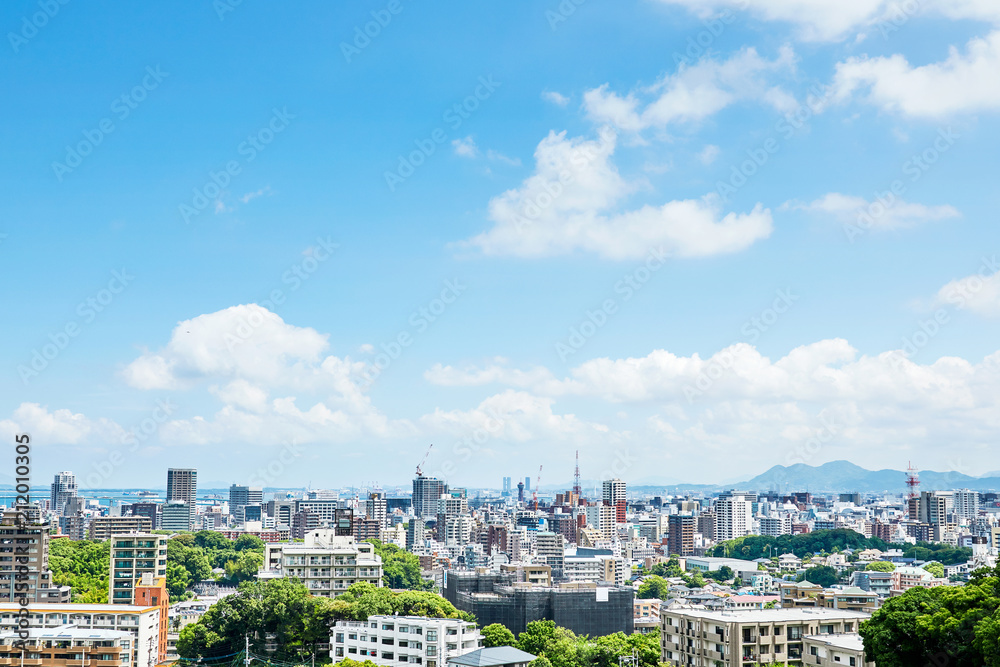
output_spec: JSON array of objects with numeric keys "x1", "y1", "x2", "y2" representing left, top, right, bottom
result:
[
  {"x1": 415, "y1": 443, "x2": 433, "y2": 477},
  {"x1": 532, "y1": 465, "x2": 542, "y2": 509}
]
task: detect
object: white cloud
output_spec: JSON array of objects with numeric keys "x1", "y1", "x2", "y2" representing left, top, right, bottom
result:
[
  {"x1": 698, "y1": 144, "x2": 721, "y2": 165},
  {"x1": 833, "y1": 30, "x2": 1000, "y2": 117},
  {"x1": 240, "y1": 186, "x2": 273, "y2": 203},
  {"x1": 786, "y1": 192, "x2": 960, "y2": 230},
  {"x1": 583, "y1": 47, "x2": 797, "y2": 132},
  {"x1": 486, "y1": 150, "x2": 522, "y2": 167},
  {"x1": 933, "y1": 269, "x2": 1000, "y2": 317},
  {"x1": 656, "y1": 0, "x2": 1000, "y2": 42},
  {"x1": 463, "y1": 129, "x2": 773, "y2": 259},
  {"x1": 0, "y1": 403, "x2": 125, "y2": 445},
  {"x1": 542, "y1": 91, "x2": 570, "y2": 106},
  {"x1": 452, "y1": 136, "x2": 479, "y2": 158}
]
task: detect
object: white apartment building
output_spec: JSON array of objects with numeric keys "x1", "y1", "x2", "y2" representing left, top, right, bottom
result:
[
  {"x1": 331, "y1": 615, "x2": 482, "y2": 667},
  {"x1": 0, "y1": 603, "x2": 161, "y2": 667},
  {"x1": 952, "y1": 489, "x2": 980, "y2": 521},
  {"x1": 715, "y1": 492, "x2": 755, "y2": 541},
  {"x1": 260, "y1": 530, "x2": 382, "y2": 596},
  {"x1": 585, "y1": 504, "x2": 617, "y2": 540},
  {"x1": 759, "y1": 515, "x2": 792, "y2": 537}
]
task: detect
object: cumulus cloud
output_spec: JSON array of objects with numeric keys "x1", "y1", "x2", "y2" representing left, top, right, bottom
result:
[
  {"x1": 0, "y1": 403, "x2": 126, "y2": 445},
  {"x1": 698, "y1": 144, "x2": 721, "y2": 165},
  {"x1": 833, "y1": 30, "x2": 1000, "y2": 117},
  {"x1": 583, "y1": 47, "x2": 797, "y2": 132},
  {"x1": 933, "y1": 267, "x2": 1000, "y2": 317},
  {"x1": 786, "y1": 192, "x2": 960, "y2": 231},
  {"x1": 462, "y1": 129, "x2": 773, "y2": 259}
]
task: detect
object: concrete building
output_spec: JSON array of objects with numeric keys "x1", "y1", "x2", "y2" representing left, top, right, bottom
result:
[
  {"x1": 660, "y1": 608, "x2": 870, "y2": 666},
  {"x1": 413, "y1": 476, "x2": 448, "y2": 519},
  {"x1": 803, "y1": 634, "x2": 874, "y2": 667},
  {"x1": 715, "y1": 492, "x2": 755, "y2": 542},
  {"x1": 365, "y1": 492, "x2": 388, "y2": 528},
  {"x1": 166, "y1": 468, "x2": 197, "y2": 530},
  {"x1": 759, "y1": 515, "x2": 792, "y2": 537},
  {"x1": 89, "y1": 517, "x2": 152, "y2": 542},
  {"x1": 331, "y1": 615, "x2": 481, "y2": 666},
  {"x1": 953, "y1": 489, "x2": 980, "y2": 521},
  {"x1": 108, "y1": 534, "x2": 168, "y2": 605},
  {"x1": 535, "y1": 532, "x2": 565, "y2": 578},
  {"x1": 132, "y1": 574, "x2": 169, "y2": 664},
  {"x1": 668, "y1": 515, "x2": 695, "y2": 556},
  {"x1": 126, "y1": 504, "x2": 159, "y2": 531},
  {"x1": 50, "y1": 472, "x2": 78, "y2": 516},
  {"x1": 0, "y1": 509, "x2": 69, "y2": 603},
  {"x1": 0, "y1": 627, "x2": 136, "y2": 667},
  {"x1": 260, "y1": 531, "x2": 382, "y2": 596},
  {"x1": 778, "y1": 582, "x2": 879, "y2": 612},
  {"x1": 0, "y1": 603, "x2": 162, "y2": 667},
  {"x1": 159, "y1": 501, "x2": 192, "y2": 532},
  {"x1": 584, "y1": 504, "x2": 616, "y2": 540},
  {"x1": 602, "y1": 479, "x2": 627, "y2": 523},
  {"x1": 443, "y1": 571, "x2": 634, "y2": 636},
  {"x1": 229, "y1": 485, "x2": 263, "y2": 517}
]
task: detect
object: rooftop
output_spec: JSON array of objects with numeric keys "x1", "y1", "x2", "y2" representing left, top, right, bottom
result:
[
  {"x1": 805, "y1": 633, "x2": 865, "y2": 651},
  {"x1": 448, "y1": 647, "x2": 538, "y2": 667},
  {"x1": 0, "y1": 603, "x2": 157, "y2": 613},
  {"x1": 662, "y1": 608, "x2": 871, "y2": 623}
]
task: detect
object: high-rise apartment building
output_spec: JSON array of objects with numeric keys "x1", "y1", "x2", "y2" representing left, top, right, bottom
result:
[
  {"x1": 366, "y1": 492, "x2": 388, "y2": 528},
  {"x1": 0, "y1": 509, "x2": 70, "y2": 603},
  {"x1": 50, "y1": 471, "x2": 78, "y2": 515},
  {"x1": 668, "y1": 514, "x2": 696, "y2": 556},
  {"x1": 536, "y1": 531, "x2": 565, "y2": 577},
  {"x1": 585, "y1": 503, "x2": 617, "y2": 540},
  {"x1": 603, "y1": 479, "x2": 627, "y2": 523},
  {"x1": 910, "y1": 491, "x2": 947, "y2": 526},
  {"x1": 715, "y1": 492, "x2": 755, "y2": 541},
  {"x1": 412, "y1": 475, "x2": 447, "y2": 518},
  {"x1": 108, "y1": 533, "x2": 167, "y2": 604},
  {"x1": 953, "y1": 489, "x2": 980, "y2": 521},
  {"x1": 166, "y1": 468, "x2": 197, "y2": 530}
]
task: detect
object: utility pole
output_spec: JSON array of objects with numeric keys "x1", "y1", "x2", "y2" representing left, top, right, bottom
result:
[{"x1": 245, "y1": 635, "x2": 251, "y2": 667}]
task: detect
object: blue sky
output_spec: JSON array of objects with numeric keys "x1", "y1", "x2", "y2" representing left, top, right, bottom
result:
[{"x1": 3, "y1": 0, "x2": 1000, "y2": 491}]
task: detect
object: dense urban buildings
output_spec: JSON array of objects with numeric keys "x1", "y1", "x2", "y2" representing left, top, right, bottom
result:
[{"x1": 0, "y1": 509, "x2": 70, "y2": 603}]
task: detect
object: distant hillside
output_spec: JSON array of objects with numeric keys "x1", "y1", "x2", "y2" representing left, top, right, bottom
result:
[{"x1": 742, "y1": 460, "x2": 1000, "y2": 494}]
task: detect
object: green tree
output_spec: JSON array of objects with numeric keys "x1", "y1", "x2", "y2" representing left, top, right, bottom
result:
[
  {"x1": 923, "y1": 561, "x2": 945, "y2": 578},
  {"x1": 860, "y1": 564, "x2": 1000, "y2": 667},
  {"x1": 637, "y1": 575, "x2": 670, "y2": 600},
  {"x1": 803, "y1": 565, "x2": 838, "y2": 588},
  {"x1": 865, "y1": 561, "x2": 895, "y2": 572},
  {"x1": 369, "y1": 540, "x2": 434, "y2": 590},
  {"x1": 234, "y1": 534, "x2": 265, "y2": 551},
  {"x1": 482, "y1": 623, "x2": 516, "y2": 648},
  {"x1": 48, "y1": 539, "x2": 110, "y2": 602},
  {"x1": 224, "y1": 550, "x2": 263, "y2": 584}
]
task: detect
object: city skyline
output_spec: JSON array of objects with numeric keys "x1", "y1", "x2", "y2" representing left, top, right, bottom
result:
[{"x1": 3, "y1": 3, "x2": 1000, "y2": 487}]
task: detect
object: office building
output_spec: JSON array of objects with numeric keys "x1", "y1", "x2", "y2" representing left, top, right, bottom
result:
[
  {"x1": 660, "y1": 608, "x2": 870, "y2": 666},
  {"x1": 0, "y1": 509, "x2": 69, "y2": 603},
  {"x1": 166, "y1": 468, "x2": 197, "y2": 530},
  {"x1": 331, "y1": 615, "x2": 482, "y2": 666},
  {"x1": 89, "y1": 517, "x2": 153, "y2": 541},
  {"x1": 0, "y1": 603, "x2": 161, "y2": 667},
  {"x1": 602, "y1": 479, "x2": 627, "y2": 523},
  {"x1": 229, "y1": 485, "x2": 263, "y2": 517},
  {"x1": 160, "y1": 501, "x2": 192, "y2": 532},
  {"x1": 502, "y1": 477, "x2": 512, "y2": 497},
  {"x1": 413, "y1": 475, "x2": 447, "y2": 518},
  {"x1": 715, "y1": 492, "x2": 755, "y2": 541},
  {"x1": 108, "y1": 533, "x2": 168, "y2": 605},
  {"x1": 50, "y1": 472, "x2": 78, "y2": 516},
  {"x1": 668, "y1": 514, "x2": 695, "y2": 556},
  {"x1": 260, "y1": 530, "x2": 382, "y2": 596}
]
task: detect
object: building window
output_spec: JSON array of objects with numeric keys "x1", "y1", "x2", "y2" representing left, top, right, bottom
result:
[{"x1": 336, "y1": 634, "x2": 344, "y2": 643}]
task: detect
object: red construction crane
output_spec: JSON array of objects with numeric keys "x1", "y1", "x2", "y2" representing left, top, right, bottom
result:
[{"x1": 415, "y1": 443, "x2": 433, "y2": 477}]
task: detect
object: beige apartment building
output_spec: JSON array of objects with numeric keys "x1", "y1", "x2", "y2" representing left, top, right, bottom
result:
[
  {"x1": 260, "y1": 530, "x2": 382, "y2": 596},
  {"x1": 88, "y1": 517, "x2": 152, "y2": 541},
  {"x1": 661, "y1": 607, "x2": 870, "y2": 666},
  {"x1": 802, "y1": 634, "x2": 874, "y2": 667},
  {"x1": 778, "y1": 582, "x2": 879, "y2": 613}
]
